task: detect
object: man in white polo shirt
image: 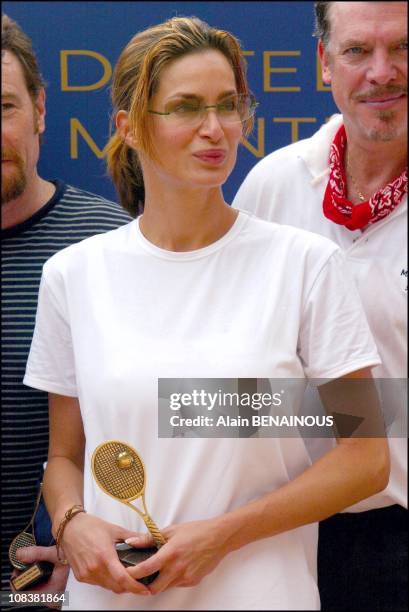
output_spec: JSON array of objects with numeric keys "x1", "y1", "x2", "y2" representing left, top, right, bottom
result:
[{"x1": 233, "y1": 1, "x2": 407, "y2": 609}]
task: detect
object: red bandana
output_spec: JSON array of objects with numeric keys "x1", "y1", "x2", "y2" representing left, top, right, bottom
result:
[{"x1": 323, "y1": 125, "x2": 408, "y2": 231}]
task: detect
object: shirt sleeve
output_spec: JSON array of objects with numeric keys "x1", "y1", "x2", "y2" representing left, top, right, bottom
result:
[
  {"x1": 298, "y1": 249, "x2": 381, "y2": 381},
  {"x1": 23, "y1": 263, "x2": 78, "y2": 397}
]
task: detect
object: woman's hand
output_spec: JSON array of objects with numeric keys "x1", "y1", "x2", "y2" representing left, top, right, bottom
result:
[
  {"x1": 60, "y1": 512, "x2": 151, "y2": 596},
  {"x1": 125, "y1": 517, "x2": 230, "y2": 594}
]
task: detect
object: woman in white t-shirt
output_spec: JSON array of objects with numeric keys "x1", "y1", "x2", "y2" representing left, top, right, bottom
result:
[{"x1": 24, "y1": 17, "x2": 389, "y2": 611}]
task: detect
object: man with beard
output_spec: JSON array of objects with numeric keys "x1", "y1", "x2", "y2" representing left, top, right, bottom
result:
[
  {"x1": 1, "y1": 13, "x2": 131, "y2": 598},
  {"x1": 233, "y1": 2, "x2": 407, "y2": 610}
]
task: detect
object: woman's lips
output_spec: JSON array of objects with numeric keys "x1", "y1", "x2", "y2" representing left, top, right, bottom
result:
[{"x1": 193, "y1": 150, "x2": 227, "y2": 165}]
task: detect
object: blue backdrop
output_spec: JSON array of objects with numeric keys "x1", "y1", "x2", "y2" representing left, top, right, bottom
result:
[{"x1": 3, "y1": 1, "x2": 338, "y2": 205}]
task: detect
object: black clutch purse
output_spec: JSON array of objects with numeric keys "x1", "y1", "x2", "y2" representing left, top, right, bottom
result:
[{"x1": 116, "y1": 542, "x2": 159, "y2": 585}]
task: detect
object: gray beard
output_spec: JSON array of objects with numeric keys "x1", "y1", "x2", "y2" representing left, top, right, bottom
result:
[{"x1": 367, "y1": 111, "x2": 401, "y2": 142}]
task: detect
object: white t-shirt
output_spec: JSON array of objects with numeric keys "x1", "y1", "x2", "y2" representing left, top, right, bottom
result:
[
  {"x1": 233, "y1": 114, "x2": 407, "y2": 511},
  {"x1": 24, "y1": 212, "x2": 380, "y2": 610}
]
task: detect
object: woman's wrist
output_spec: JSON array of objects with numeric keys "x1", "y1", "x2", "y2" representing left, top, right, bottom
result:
[
  {"x1": 210, "y1": 512, "x2": 248, "y2": 556},
  {"x1": 214, "y1": 502, "x2": 267, "y2": 554},
  {"x1": 55, "y1": 504, "x2": 87, "y2": 563},
  {"x1": 52, "y1": 503, "x2": 85, "y2": 539},
  {"x1": 51, "y1": 499, "x2": 84, "y2": 538}
]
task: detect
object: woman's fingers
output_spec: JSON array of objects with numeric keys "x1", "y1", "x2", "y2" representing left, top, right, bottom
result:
[
  {"x1": 126, "y1": 548, "x2": 165, "y2": 583},
  {"x1": 61, "y1": 514, "x2": 151, "y2": 594},
  {"x1": 125, "y1": 520, "x2": 223, "y2": 594},
  {"x1": 124, "y1": 533, "x2": 155, "y2": 548},
  {"x1": 103, "y1": 559, "x2": 152, "y2": 595}
]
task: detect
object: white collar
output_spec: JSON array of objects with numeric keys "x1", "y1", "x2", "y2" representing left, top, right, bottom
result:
[{"x1": 298, "y1": 114, "x2": 343, "y2": 185}]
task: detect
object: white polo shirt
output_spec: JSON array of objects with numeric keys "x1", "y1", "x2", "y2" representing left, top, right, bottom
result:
[
  {"x1": 233, "y1": 114, "x2": 407, "y2": 511},
  {"x1": 24, "y1": 213, "x2": 380, "y2": 609}
]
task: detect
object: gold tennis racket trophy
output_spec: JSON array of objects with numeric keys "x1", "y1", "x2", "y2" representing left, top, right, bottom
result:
[
  {"x1": 9, "y1": 484, "x2": 54, "y2": 591},
  {"x1": 91, "y1": 440, "x2": 166, "y2": 586}
]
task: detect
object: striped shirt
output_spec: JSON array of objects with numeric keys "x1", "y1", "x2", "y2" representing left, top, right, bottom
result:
[{"x1": 1, "y1": 180, "x2": 132, "y2": 588}]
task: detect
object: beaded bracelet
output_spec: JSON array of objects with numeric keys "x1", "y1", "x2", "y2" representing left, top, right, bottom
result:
[{"x1": 55, "y1": 505, "x2": 86, "y2": 564}]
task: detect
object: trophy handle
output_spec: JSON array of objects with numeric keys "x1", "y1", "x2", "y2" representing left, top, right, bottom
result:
[{"x1": 142, "y1": 515, "x2": 166, "y2": 548}]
